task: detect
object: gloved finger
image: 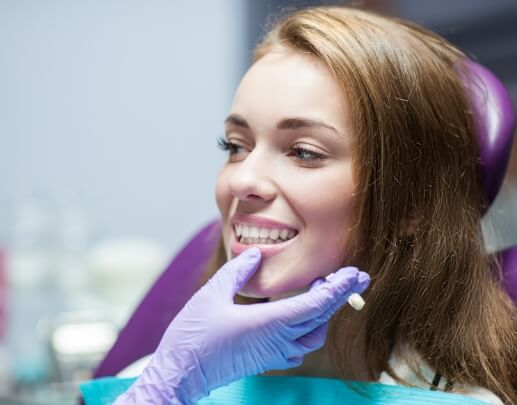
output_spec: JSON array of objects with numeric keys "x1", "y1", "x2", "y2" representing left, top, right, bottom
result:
[
  {"x1": 295, "y1": 322, "x2": 328, "y2": 353},
  {"x1": 281, "y1": 325, "x2": 327, "y2": 358},
  {"x1": 310, "y1": 277, "x2": 326, "y2": 288},
  {"x1": 210, "y1": 247, "x2": 262, "y2": 298},
  {"x1": 285, "y1": 298, "x2": 339, "y2": 339},
  {"x1": 270, "y1": 267, "x2": 360, "y2": 325},
  {"x1": 287, "y1": 271, "x2": 370, "y2": 337}
]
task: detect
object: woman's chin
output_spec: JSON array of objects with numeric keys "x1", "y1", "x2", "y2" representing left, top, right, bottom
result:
[
  {"x1": 237, "y1": 281, "x2": 275, "y2": 299},
  {"x1": 237, "y1": 272, "x2": 309, "y2": 300}
]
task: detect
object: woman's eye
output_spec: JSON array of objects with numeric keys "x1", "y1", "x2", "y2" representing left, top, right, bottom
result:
[
  {"x1": 217, "y1": 137, "x2": 247, "y2": 158},
  {"x1": 217, "y1": 137, "x2": 327, "y2": 164},
  {"x1": 288, "y1": 145, "x2": 328, "y2": 163}
]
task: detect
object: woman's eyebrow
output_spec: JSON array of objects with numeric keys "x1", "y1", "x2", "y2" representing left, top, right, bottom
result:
[
  {"x1": 224, "y1": 114, "x2": 250, "y2": 129},
  {"x1": 224, "y1": 114, "x2": 342, "y2": 137},
  {"x1": 276, "y1": 117, "x2": 341, "y2": 136}
]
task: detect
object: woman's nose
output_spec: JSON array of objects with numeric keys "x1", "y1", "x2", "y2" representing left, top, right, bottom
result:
[{"x1": 228, "y1": 148, "x2": 277, "y2": 203}]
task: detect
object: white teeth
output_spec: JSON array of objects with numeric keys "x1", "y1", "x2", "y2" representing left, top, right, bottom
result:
[
  {"x1": 249, "y1": 226, "x2": 260, "y2": 238},
  {"x1": 236, "y1": 224, "x2": 298, "y2": 245}
]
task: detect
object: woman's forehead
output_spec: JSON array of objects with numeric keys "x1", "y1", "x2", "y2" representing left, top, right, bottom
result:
[{"x1": 230, "y1": 50, "x2": 352, "y2": 136}]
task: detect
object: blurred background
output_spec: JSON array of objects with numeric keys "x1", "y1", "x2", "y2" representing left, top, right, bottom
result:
[{"x1": 0, "y1": 0, "x2": 516, "y2": 403}]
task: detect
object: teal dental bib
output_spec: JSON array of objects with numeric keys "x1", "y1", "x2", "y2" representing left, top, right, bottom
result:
[{"x1": 80, "y1": 375, "x2": 489, "y2": 404}]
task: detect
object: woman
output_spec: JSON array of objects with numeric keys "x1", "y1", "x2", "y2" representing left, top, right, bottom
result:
[{"x1": 113, "y1": 6, "x2": 517, "y2": 404}]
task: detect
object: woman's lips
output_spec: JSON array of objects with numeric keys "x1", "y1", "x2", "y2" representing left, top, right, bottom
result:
[{"x1": 230, "y1": 231, "x2": 298, "y2": 259}]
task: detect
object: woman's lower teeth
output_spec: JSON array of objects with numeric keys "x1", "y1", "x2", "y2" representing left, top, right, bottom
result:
[{"x1": 240, "y1": 237, "x2": 285, "y2": 245}]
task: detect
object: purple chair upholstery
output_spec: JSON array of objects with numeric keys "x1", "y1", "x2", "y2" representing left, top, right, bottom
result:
[
  {"x1": 465, "y1": 61, "x2": 517, "y2": 307},
  {"x1": 501, "y1": 246, "x2": 517, "y2": 305},
  {"x1": 93, "y1": 61, "x2": 516, "y2": 380},
  {"x1": 465, "y1": 60, "x2": 516, "y2": 208}
]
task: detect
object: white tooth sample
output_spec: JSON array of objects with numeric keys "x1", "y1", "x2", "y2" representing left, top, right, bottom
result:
[
  {"x1": 250, "y1": 226, "x2": 260, "y2": 238},
  {"x1": 287, "y1": 229, "x2": 296, "y2": 239},
  {"x1": 242, "y1": 226, "x2": 250, "y2": 238},
  {"x1": 236, "y1": 224, "x2": 242, "y2": 237},
  {"x1": 250, "y1": 237, "x2": 259, "y2": 244},
  {"x1": 259, "y1": 228, "x2": 269, "y2": 238},
  {"x1": 269, "y1": 228, "x2": 280, "y2": 240},
  {"x1": 348, "y1": 293, "x2": 365, "y2": 311},
  {"x1": 280, "y1": 229, "x2": 289, "y2": 240}
]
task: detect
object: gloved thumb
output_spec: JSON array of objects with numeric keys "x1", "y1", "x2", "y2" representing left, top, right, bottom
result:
[{"x1": 213, "y1": 247, "x2": 262, "y2": 298}]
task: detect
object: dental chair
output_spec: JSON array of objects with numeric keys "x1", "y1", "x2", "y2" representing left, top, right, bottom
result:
[{"x1": 93, "y1": 61, "x2": 517, "y2": 380}]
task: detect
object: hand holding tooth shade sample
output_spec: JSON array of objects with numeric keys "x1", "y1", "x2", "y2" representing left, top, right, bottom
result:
[{"x1": 114, "y1": 248, "x2": 370, "y2": 405}]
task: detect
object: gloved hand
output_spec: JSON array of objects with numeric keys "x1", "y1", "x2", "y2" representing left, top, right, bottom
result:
[{"x1": 115, "y1": 247, "x2": 370, "y2": 405}]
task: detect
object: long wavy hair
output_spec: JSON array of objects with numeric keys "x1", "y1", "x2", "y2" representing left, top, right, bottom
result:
[{"x1": 203, "y1": 7, "x2": 517, "y2": 403}]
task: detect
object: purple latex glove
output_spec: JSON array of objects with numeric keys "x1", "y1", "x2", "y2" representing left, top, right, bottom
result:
[{"x1": 115, "y1": 247, "x2": 370, "y2": 405}]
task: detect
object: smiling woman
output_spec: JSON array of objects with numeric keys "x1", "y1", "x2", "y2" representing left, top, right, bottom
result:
[{"x1": 108, "y1": 6, "x2": 517, "y2": 405}]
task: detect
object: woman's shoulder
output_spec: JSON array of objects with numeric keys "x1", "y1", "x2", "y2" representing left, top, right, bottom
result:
[{"x1": 379, "y1": 346, "x2": 504, "y2": 405}]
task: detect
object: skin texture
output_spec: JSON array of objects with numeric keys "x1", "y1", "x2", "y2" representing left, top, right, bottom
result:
[{"x1": 216, "y1": 49, "x2": 357, "y2": 298}]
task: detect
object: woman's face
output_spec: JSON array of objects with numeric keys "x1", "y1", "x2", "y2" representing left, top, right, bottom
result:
[{"x1": 216, "y1": 48, "x2": 356, "y2": 298}]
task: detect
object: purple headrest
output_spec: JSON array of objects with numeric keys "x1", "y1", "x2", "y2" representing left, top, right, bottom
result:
[
  {"x1": 466, "y1": 61, "x2": 517, "y2": 305},
  {"x1": 465, "y1": 60, "x2": 516, "y2": 209},
  {"x1": 501, "y1": 247, "x2": 517, "y2": 304}
]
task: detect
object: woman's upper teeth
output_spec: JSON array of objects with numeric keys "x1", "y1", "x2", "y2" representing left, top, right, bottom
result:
[{"x1": 235, "y1": 224, "x2": 296, "y2": 241}]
